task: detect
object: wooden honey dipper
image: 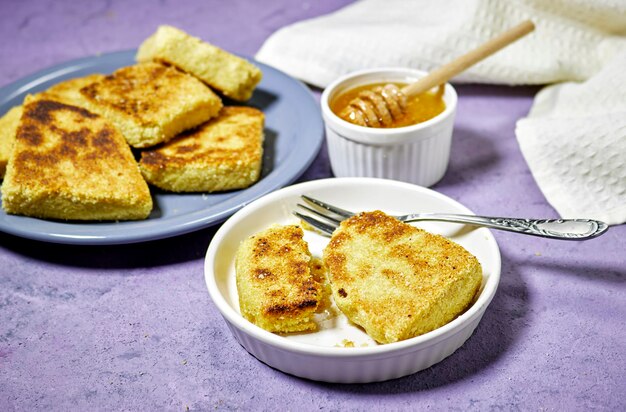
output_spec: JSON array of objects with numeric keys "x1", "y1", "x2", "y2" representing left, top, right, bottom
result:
[{"x1": 340, "y1": 20, "x2": 535, "y2": 127}]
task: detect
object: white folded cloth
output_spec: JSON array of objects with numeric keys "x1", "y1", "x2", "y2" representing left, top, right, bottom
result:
[
  {"x1": 516, "y1": 51, "x2": 626, "y2": 225},
  {"x1": 256, "y1": 0, "x2": 626, "y2": 225}
]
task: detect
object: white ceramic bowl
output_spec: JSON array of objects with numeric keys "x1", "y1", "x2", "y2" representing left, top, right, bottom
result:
[
  {"x1": 204, "y1": 178, "x2": 500, "y2": 383},
  {"x1": 321, "y1": 68, "x2": 458, "y2": 187}
]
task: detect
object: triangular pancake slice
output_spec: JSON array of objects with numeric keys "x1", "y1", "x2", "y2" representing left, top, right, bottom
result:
[
  {"x1": 0, "y1": 106, "x2": 22, "y2": 178},
  {"x1": 137, "y1": 25, "x2": 262, "y2": 102},
  {"x1": 79, "y1": 62, "x2": 223, "y2": 148},
  {"x1": 323, "y1": 210, "x2": 482, "y2": 344},
  {"x1": 0, "y1": 74, "x2": 105, "y2": 179},
  {"x1": 139, "y1": 106, "x2": 264, "y2": 192},
  {"x1": 1, "y1": 97, "x2": 152, "y2": 220}
]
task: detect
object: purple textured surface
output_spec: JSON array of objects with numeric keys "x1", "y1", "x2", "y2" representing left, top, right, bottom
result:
[{"x1": 1, "y1": 1, "x2": 624, "y2": 410}]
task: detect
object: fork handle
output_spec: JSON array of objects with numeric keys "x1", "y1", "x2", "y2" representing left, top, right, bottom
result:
[{"x1": 402, "y1": 214, "x2": 608, "y2": 240}]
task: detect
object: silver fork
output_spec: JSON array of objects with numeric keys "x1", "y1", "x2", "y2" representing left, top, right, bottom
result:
[{"x1": 294, "y1": 195, "x2": 608, "y2": 240}]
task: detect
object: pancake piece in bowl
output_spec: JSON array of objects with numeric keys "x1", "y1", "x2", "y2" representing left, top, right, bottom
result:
[
  {"x1": 235, "y1": 224, "x2": 324, "y2": 333},
  {"x1": 323, "y1": 210, "x2": 482, "y2": 344}
]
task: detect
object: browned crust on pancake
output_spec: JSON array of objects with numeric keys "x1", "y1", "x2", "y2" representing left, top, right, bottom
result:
[
  {"x1": 140, "y1": 106, "x2": 262, "y2": 167},
  {"x1": 236, "y1": 225, "x2": 323, "y2": 333},
  {"x1": 139, "y1": 106, "x2": 264, "y2": 192},
  {"x1": 1, "y1": 98, "x2": 152, "y2": 220},
  {"x1": 78, "y1": 62, "x2": 223, "y2": 148},
  {"x1": 323, "y1": 210, "x2": 482, "y2": 343}
]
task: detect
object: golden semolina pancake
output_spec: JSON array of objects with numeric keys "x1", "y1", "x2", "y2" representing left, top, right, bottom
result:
[
  {"x1": 139, "y1": 106, "x2": 264, "y2": 192},
  {"x1": 1, "y1": 98, "x2": 152, "y2": 220},
  {"x1": 79, "y1": 62, "x2": 222, "y2": 148},
  {"x1": 236, "y1": 224, "x2": 323, "y2": 333},
  {"x1": 39, "y1": 73, "x2": 105, "y2": 106},
  {"x1": 137, "y1": 25, "x2": 262, "y2": 102},
  {"x1": 323, "y1": 210, "x2": 482, "y2": 344},
  {"x1": 0, "y1": 74, "x2": 106, "y2": 178},
  {"x1": 0, "y1": 105, "x2": 22, "y2": 178}
]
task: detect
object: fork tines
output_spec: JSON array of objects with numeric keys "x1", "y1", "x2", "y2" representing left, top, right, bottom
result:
[
  {"x1": 293, "y1": 195, "x2": 355, "y2": 236},
  {"x1": 301, "y1": 195, "x2": 354, "y2": 218},
  {"x1": 293, "y1": 211, "x2": 336, "y2": 236}
]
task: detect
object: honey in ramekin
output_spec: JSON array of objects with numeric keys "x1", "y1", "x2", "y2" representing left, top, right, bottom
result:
[{"x1": 330, "y1": 82, "x2": 446, "y2": 128}]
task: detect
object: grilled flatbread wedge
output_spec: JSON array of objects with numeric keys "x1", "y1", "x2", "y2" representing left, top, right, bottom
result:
[
  {"x1": 323, "y1": 210, "x2": 482, "y2": 344},
  {"x1": 137, "y1": 25, "x2": 262, "y2": 101},
  {"x1": 139, "y1": 106, "x2": 264, "y2": 192},
  {"x1": 79, "y1": 62, "x2": 222, "y2": 148},
  {"x1": 236, "y1": 224, "x2": 323, "y2": 333},
  {"x1": 1, "y1": 97, "x2": 152, "y2": 220}
]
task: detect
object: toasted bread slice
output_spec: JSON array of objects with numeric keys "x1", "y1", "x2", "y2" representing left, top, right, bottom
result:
[
  {"x1": 79, "y1": 62, "x2": 222, "y2": 148},
  {"x1": 1, "y1": 98, "x2": 152, "y2": 220},
  {"x1": 323, "y1": 210, "x2": 482, "y2": 344},
  {"x1": 137, "y1": 25, "x2": 262, "y2": 101},
  {"x1": 236, "y1": 224, "x2": 323, "y2": 333},
  {"x1": 139, "y1": 106, "x2": 264, "y2": 192},
  {"x1": 0, "y1": 106, "x2": 22, "y2": 178}
]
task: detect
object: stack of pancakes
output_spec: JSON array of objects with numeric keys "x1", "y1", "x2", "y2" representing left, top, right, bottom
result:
[{"x1": 0, "y1": 25, "x2": 264, "y2": 221}]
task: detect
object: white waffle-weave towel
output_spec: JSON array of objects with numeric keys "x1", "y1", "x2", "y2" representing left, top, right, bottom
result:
[
  {"x1": 256, "y1": 0, "x2": 626, "y2": 224},
  {"x1": 516, "y1": 51, "x2": 626, "y2": 225}
]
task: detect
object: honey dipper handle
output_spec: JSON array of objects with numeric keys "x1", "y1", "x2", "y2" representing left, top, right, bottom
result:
[{"x1": 402, "y1": 20, "x2": 535, "y2": 97}]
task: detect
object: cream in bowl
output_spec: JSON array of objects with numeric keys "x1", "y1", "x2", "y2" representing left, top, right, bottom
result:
[{"x1": 321, "y1": 68, "x2": 458, "y2": 187}]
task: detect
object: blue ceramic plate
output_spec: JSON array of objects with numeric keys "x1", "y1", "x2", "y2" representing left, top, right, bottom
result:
[{"x1": 0, "y1": 50, "x2": 324, "y2": 245}]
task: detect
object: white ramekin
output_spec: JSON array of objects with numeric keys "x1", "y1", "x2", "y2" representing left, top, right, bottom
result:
[
  {"x1": 204, "y1": 178, "x2": 501, "y2": 383},
  {"x1": 321, "y1": 68, "x2": 457, "y2": 187}
]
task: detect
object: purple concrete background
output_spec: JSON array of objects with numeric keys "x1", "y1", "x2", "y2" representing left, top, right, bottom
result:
[{"x1": 1, "y1": 0, "x2": 624, "y2": 410}]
